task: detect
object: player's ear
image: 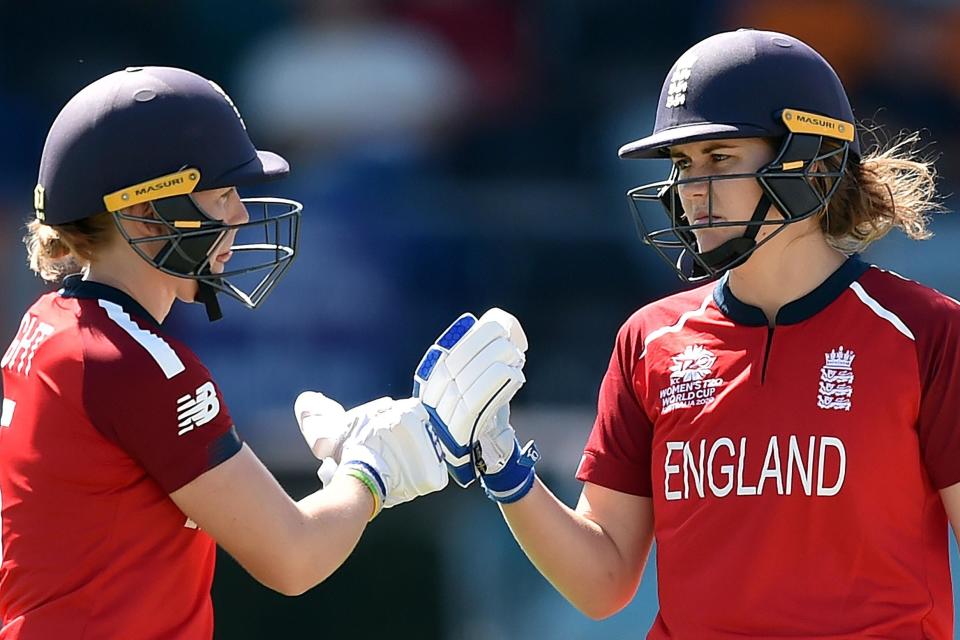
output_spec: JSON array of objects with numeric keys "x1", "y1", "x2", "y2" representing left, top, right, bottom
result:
[{"x1": 118, "y1": 203, "x2": 165, "y2": 238}]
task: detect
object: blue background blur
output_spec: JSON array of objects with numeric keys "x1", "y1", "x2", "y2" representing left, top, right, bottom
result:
[{"x1": 4, "y1": 1, "x2": 960, "y2": 637}]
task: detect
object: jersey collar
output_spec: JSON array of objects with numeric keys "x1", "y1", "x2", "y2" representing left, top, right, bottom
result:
[
  {"x1": 713, "y1": 255, "x2": 870, "y2": 327},
  {"x1": 59, "y1": 274, "x2": 162, "y2": 328}
]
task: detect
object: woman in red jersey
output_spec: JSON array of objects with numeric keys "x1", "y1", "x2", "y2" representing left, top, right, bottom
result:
[
  {"x1": 0, "y1": 66, "x2": 459, "y2": 639},
  {"x1": 426, "y1": 29, "x2": 960, "y2": 639}
]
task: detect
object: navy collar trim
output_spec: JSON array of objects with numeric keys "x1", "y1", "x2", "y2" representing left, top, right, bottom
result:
[
  {"x1": 59, "y1": 275, "x2": 162, "y2": 328},
  {"x1": 712, "y1": 256, "x2": 871, "y2": 327}
]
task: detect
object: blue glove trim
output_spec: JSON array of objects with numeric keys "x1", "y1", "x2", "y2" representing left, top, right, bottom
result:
[
  {"x1": 342, "y1": 459, "x2": 387, "y2": 499},
  {"x1": 481, "y1": 440, "x2": 539, "y2": 503},
  {"x1": 437, "y1": 315, "x2": 476, "y2": 349},
  {"x1": 423, "y1": 403, "x2": 470, "y2": 458},
  {"x1": 447, "y1": 459, "x2": 477, "y2": 488}
]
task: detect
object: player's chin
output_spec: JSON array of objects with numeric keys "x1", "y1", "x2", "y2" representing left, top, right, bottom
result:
[
  {"x1": 693, "y1": 230, "x2": 738, "y2": 254},
  {"x1": 168, "y1": 277, "x2": 199, "y2": 305}
]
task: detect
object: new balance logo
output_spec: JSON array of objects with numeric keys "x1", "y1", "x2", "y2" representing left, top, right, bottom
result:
[{"x1": 177, "y1": 381, "x2": 220, "y2": 435}]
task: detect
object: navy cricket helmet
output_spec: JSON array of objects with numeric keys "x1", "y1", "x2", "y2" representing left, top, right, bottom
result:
[
  {"x1": 35, "y1": 66, "x2": 302, "y2": 320},
  {"x1": 620, "y1": 29, "x2": 858, "y2": 282}
]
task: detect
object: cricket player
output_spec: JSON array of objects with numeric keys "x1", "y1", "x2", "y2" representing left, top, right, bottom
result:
[
  {"x1": 408, "y1": 29, "x2": 960, "y2": 638},
  {"x1": 0, "y1": 66, "x2": 522, "y2": 639}
]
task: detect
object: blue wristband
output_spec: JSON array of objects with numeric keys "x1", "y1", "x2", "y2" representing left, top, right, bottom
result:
[{"x1": 481, "y1": 440, "x2": 540, "y2": 504}]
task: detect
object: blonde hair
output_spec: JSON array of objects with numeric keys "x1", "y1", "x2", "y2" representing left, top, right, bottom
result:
[
  {"x1": 818, "y1": 130, "x2": 941, "y2": 253},
  {"x1": 25, "y1": 212, "x2": 116, "y2": 282}
]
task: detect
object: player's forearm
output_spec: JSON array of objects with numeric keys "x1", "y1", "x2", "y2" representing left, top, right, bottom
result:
[
  {"x1": 499, "y1": 478, "x2": 644, "y2": 619},
  {"x1": 171, "y1": 445, "x2": 374, "y2": 596},
  {"x1": 275, "y1": 476, "x2": 373, "y2": 595},
  {"x1": 240, "y1": 476, "x2": 372, "y2": 596}
]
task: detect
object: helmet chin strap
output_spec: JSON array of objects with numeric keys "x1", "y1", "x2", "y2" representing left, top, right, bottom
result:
[
  {"x1": 149, "y1": 196, "x2": 226, "y2": 322},
  {"x1": 194, "y1": 279, "x2": 223, "y2": 322},
  {"x1": 688, "y1": 192, "x2": 772, "y2": 278}
]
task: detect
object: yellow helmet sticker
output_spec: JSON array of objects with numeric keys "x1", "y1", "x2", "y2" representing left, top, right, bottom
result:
[
  {"x1": 103, "y1": 168, "x2": 201, "y2": 212},
  {"x1": 782, "y1": 109, "x2": 854, "y2": 142}
]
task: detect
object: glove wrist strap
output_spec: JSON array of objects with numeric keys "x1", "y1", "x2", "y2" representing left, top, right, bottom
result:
[{"x1": 481, "y1": 440, "x2": 540, "y2": 504}]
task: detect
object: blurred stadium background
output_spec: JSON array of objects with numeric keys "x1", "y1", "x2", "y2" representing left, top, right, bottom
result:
[{"x1": 4, "y1": 0, "x2": 960, "y2": 637}]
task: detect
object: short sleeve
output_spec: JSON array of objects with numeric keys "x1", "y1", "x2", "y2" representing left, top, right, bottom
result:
[
  {"x1": 83, "y1": 332, "x2": 242, "y2": 493},
  {"x1": 915, "y1": 300, "x2": 960, "y2": 489},
  {"x1": 576, "y1": 322, "x2": 654, "y2": 496}
]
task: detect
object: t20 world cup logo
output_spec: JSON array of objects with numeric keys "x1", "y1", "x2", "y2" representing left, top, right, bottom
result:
[{"x1": 669, "y1": 345, "x2": 716, "y2": 383}]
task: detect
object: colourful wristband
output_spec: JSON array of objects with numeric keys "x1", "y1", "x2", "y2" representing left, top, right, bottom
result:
[{"x1": 345, "y1": 467, "x2": 383, "y2": 520}]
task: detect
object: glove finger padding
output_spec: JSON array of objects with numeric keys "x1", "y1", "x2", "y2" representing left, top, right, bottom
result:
[
  {"x1": 414, "y1": 309, "x2": 528, "y2": 488},
  {"x1": 443, "y1": 317, "x2": 525, "y2": 377},
  {"x1": 424, "y1": 337, "x2": 524, "y2": 408},
  {"x1": 430, "y1": 362, "x2": 524, "y2": 459},
  {"x1": 477, "y1": 307, "x2": 528, "y2": 354}
]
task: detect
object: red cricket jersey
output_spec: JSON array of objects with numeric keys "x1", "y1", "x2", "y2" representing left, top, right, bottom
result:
[
  {"x1": 577, "y1": 256, "x2": 960, "y2": 639},
  {"x1": 0, "y1": 276, "x2": 242, "y2": 639}
]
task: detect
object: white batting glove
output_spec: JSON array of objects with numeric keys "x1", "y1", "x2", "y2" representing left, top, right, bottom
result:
[
  {"x1": 413, "y1": 309, "x2": 538, "y2": 500},
  {"x1": 294, "y1": 391, "x2": 394, "y2": 485},
  {"x1": 339, "y1": 399, "x2": 448, "y2": 513},
  {"x1": 295, "y1": 393, "x2": 448, "y2": 516}
]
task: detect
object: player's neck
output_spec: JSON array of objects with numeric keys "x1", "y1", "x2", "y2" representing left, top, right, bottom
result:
[
  {"x1": 84, "y1": 243, "x2": 185, "y2": 324},
  {"x1": 726, "y1": 230, "x2": 846, "y2": 325}
]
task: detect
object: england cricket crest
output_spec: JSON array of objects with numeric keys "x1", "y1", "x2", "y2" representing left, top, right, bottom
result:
[
  {"x1": 817, "y1": 346, "x2": 855, "y2": 411},
  {"x1": 660, "y1": 345, "x2": 725, "y2": 414},
  {"x1": 665, "y1": 52, "x2": 698, "y2": 108}
]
